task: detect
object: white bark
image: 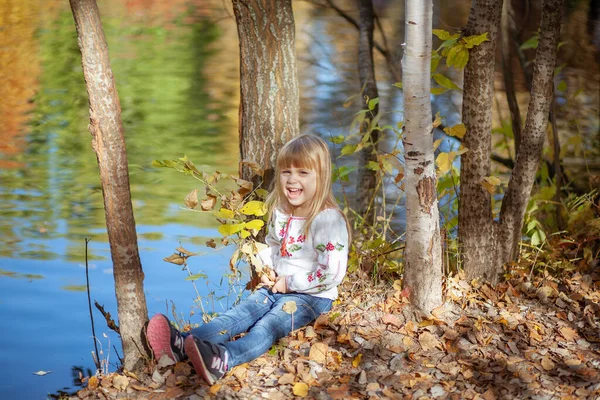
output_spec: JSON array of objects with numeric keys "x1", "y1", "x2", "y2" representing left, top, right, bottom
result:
[{"x1": 401, "y1": 0, "x2": 443, "y2": 313}]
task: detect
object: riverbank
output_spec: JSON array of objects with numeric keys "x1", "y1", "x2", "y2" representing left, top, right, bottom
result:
[{"x1": 68, "y1": 265, "x2": 600, "y2": 400}]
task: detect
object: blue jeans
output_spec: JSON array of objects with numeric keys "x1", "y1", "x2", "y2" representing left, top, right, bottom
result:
[{"x1": 187, "y1": 288, "x2": 332, "y2": 367}]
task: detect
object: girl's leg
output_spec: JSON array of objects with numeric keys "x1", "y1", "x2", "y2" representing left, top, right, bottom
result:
[
  {"x1": 187, "y1": 288, "x2": 275, "y2": 344},
  {"x1": 222, "y1": 293, "x2": 332, "y2": 367}
]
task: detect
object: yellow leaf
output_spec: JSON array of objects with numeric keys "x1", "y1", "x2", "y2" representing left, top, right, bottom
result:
[
  {"x1": 239, "y1": 229, "x2": 251, "y2": 239},
  {"x1": 481, "y1": 176, "x2": 501, "y2": 194},
  {"x1": 209, "y1": 384, "x2": 222, "y2": 395},
  {"x1": 443, "y1": 123, "x2": 467, "y2": 138},
  {"x1": 432, "y1": 112, "x2": 442, "y2": 128},
  {"x1": 244, "y1": 219, "x2": 264, "y2": 231},
  {"x1": 282, "y1": 301, "x2": 297, "y2": 314},
  {"x1": 215, "y1": 208, "x2": 235, "y2": 219},
  {"x1": 293, "y1": 382, "x2": 309, "y2": 397},
  {"x1": 433, "y1": 139, "x2": 443, "y2": 151},
  {"x1": 352, "y1": 353, "x2": 363, "y2": 368},
  {"x1": 241, "y1": 200, "x2": 266, "y2": 216},
  {"x1": 218, "y1": 223, "x2": 244, "y2": 237},
  {"x1": 436, "y1": 152, "x2": 452, "y2": 175}
]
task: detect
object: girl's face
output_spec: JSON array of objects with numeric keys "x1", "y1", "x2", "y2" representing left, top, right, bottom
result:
[{"x1": 279, "y1": 165, "x2": 317, "y2": 217}]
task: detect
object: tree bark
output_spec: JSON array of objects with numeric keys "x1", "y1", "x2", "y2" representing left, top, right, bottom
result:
[
  {"x1": 69, "y1": 0, "x2": 148, "y2": 372},
  {"x1": 459, "y1": 0, "x2": 503, "y2": 283},
  {"x1": 232, "y1": 0, "x2": 300, "y2": 191},
  {"x1": 355, "y1": 0, "x2": 380, "y2": 225},
  {"x1": 402, "y1": 0, "x2": 443, "y2": 313},
  {"x1": 501, "y1": 0, "x2": 523, "y2": 153},
  {"x1": 499, "y1": 0, "x2": 565, "y2": 263}
]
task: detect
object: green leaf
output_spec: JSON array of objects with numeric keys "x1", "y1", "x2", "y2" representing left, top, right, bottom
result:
[
  {"x1": 432, "y1": 29, "x2": 452, "y2": 40},
  {"x1": 330, "y1": 135, "x2": 345, "y2": 144},
  {"x1": 520, "y1": 35, "x2": 539, "y2": 50},
  {"x1": 185, "y1": 273, "x2": 207, "y2": 281},
  {"x1": 366, "y1": 161, "x2": 380, "y2": 171},
  {"x1": 557, "y1": 80, "x2": 567, "y2": 92},
  {"x1": 151, "y1": 159, "x2": 166, "y2": 167},
  {"x1": 368, "y1": 97, "x2": 379, "y2": 111},
  {"x1": 341, "y1": 144, "x2": 358, "y2": 156},
  {"x1": 430, "y1": 87, "x2": 447, "y2": 95},
  {"x1": 531, "y1": 231, "x2": 541, "y2": 246},
  {"x1": 446, "y1": 44, "x2": 469, "y2": 69},
  {"x1": 462, "y1": 33, "x2": 489, "y2": 49},
  {"x1": 431, "y1": 51, "x2": 441, "y2": 73},
  {"x1": 393, "y1": 82, "x2": 403, "y2": 89},
  {"x1": 432, "y1": 73, "x2": 461, "y2": 91}
]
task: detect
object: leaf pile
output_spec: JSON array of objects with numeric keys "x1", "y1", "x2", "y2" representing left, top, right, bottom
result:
[{"x1": 71, "y1": 270, "x2": 599, "y2": 399}]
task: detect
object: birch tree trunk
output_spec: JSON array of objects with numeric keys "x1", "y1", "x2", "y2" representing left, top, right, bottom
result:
[
  {"x1": 459, "y1": 0, "x2": 503, "y2": 283},
  {"x1": 232, "y1": 0, "x2": 299, "y2": 191},
  {"x1": 355, "y1": 0, "x2": 380, "y2": 226},
  {"x1": 402, "y1": 0, "x2": 443, "y2": 313},
  {"x1": 499, "y1": 0, "x2": 565, "y2": 263},
  {"x1": 69, "y1": 0, "x2": 148, "y2": 372}
]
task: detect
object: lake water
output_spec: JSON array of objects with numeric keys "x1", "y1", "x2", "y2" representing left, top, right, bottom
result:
[{"x1": 0, "y1": 0, "x2": 472, "y2": 397}]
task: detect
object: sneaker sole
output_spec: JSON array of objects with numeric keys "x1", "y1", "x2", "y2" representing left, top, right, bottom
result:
[
  {"x1": 146, "y1": 314, "x2": 177, "y2": 362},
  {"x1": 184, "y1": 335, "x2": 215, "y2": 386}
]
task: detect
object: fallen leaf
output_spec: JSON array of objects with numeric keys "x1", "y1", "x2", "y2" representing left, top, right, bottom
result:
[
  {"x1": 112, "y1": 375, "x2": 129, "y2": 391},
  {"x1": 209, "y1": 384, "x2": 222, "y2": 395},
  {"x1": 309, "y1": 342, "x2": 328, "y2": 364},
  {"x1": 352, "y1": 353, "x2": 363, "y2": 368},
  {"x1": 282, "y1": 301, "x2": 297, "y2": 314},
  {"x1": 419, "y1": 331, "x2": 440, "y2": 351},
  {"x1": 382, "y1": 313, "x2": 403, "y2": 328},
  {"x1": 200, "y1": 195, "x2": 217, "y2": 211},
  {"x1": 559, "y1": 326, "x2": 578, "y2": 341},
  {"x1": 541, "y1": 356, "x2": 555, "y2": 371},
  {"x1": 293, "y1": 382, "x2": 309, "y2": 397},
  {"x1": 279, "y1": 373, "x2": 295, "y2": 385},
  {"x1": 87, "y1": 376, "x2": 99, "y2": 390}
]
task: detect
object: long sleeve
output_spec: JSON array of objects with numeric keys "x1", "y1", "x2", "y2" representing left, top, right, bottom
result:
[
  {"x1": 285, "y1": 210, "x2": 349, "y2": 295},
  {"x1": 257, "y1": 214, "x2": 281, "y2": 268}
]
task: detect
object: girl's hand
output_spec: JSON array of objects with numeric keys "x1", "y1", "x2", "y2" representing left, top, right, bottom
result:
[
  {"x1": 271, "y1": 276, "x2": 288, "y2": 294},
  {"x1": 260, "y1": 267, "x2": 276, "y2": 286}
]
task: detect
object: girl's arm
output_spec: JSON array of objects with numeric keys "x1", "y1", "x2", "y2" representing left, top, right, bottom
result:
[
  {"x1": 258, "y1": 212, "x2": 281, "y2": 269},
  {"x1": 286, "y1": 210, "x2": 349, "y2": 295}
]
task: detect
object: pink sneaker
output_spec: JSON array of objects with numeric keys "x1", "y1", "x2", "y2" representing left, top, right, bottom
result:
[{"x1": 146, "y1": 314, "x2": 185, "y2": 362}]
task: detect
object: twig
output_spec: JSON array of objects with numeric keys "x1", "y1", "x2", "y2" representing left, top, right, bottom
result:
[
  {"x1": 85, "y1": 238, "x2": 101, "y2": 371},
  {"x1": 94, "y1": 301, "x2": 120, "y2": 334}
]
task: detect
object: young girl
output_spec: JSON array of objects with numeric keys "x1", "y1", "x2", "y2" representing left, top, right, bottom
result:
[{"x1": 146, "y1": 134, "x2": 350, "y2": 385}]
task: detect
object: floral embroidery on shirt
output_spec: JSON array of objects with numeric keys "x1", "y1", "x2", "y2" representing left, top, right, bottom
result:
[
  {"x1": 307, "y1": 269, "x2": 328, "y2": 284},
  {"x1": 315, "y1": 241, "x2": 345, "y2": 253}
]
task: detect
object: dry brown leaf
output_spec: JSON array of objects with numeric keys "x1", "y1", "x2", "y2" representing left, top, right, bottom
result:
[
  {"x1": 309, "y1": 342, "x2": 328, "y2": 364},
  {"x1": 418, "y1": 331, "x2": 440, "y2": 351},
  {"x1": 206, "y1": 239, "x2": 216, "y2": 249},
  {"x1": 278, "y1": 373, "x2": 295, "y2": 385},
  {"x1": 200, "y1": 195, "x2": 217, "y2": 211},
  {"x1": 184, "y1": 189, "x2": 198, "y2": 209},
  {"x1": 382, "y1": 313, "x2": 403, "y2": 328},
  {"x1": 541, "y1": 356, "x2": 555, "y2": 371},
  {"x1": 112, "y1": 375, "x2": 129, "y2": 391},
  {"x1": 559, "y1": 326, "x2": 579, "y2": 341}
]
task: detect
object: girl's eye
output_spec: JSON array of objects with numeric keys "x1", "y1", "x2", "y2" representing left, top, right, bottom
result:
[
  {"x1": 282, "y1": 170, "x2": 290, "y2": 175},
  {"x1": 300, "y1": 171, "x2": 309, "y2": 175}
]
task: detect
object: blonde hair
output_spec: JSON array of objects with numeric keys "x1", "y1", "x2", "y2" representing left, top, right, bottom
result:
[{"x1": 265, "y1": 134, "x2": 349, "y2": 239}]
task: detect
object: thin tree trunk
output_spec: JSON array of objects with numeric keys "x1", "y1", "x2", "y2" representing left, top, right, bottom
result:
[
  {"x1": 499, "y1": 0, "x2": 565, "y2": 263},
  {"x1": 402, "y1": 0, "x2": 443, "y2": 313},
  {"x1": 355, "y1": 0, "x2": 380, "y2": 225},
  {"x1": 501, "y1": 0, "x2": 523, "y2": 153},
  {"x1": 459, "y1": 0, "x2": 503, "y2": 283},
  {"x1": 232, "y1": 0, "x2": 299, "y2": 191},
  {"x1": 69, "y1": 0, "x2": 148, "y2": 372}
]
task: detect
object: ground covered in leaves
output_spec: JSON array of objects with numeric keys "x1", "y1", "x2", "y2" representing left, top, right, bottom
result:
[{"x1": 71, "y1": 269, "x2": 600, "y2": 400}]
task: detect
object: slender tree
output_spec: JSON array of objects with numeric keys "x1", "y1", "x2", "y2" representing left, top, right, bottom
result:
[
  {"x1": 355, "y1": 0, "x2": 381, "y2": 225},
  {"x1": 69, "y1": 0, "x2": 148, "y2": 371},
  {"x1": 402, "y1": 0, "x2": 443, "y2": 313},
  {"x1": 460, "y1": 0, "x2": 565, "y2": 282},
  {"x1": 232, "y1": 0, "x2": 300, "y2": 191}
]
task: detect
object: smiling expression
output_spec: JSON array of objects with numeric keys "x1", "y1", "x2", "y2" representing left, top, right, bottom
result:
[{"x1": 279, "y1": 165, "x2": 317, "y2": 217}]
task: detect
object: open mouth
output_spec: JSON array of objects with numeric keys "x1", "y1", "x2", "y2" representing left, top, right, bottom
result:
[{"x1": 287, "y1": 188, "x2": 302, "y2": 198}]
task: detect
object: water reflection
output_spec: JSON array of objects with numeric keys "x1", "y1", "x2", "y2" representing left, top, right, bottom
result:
[{"x1": 0, "y1": 1, "x2": 474, "y2": 398}]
